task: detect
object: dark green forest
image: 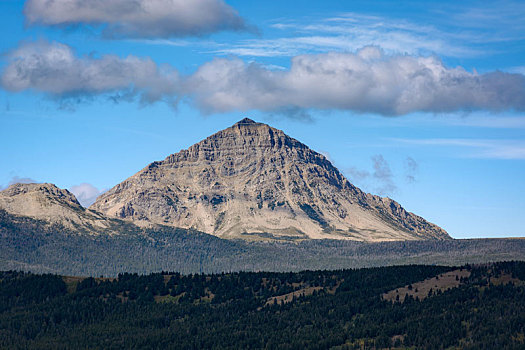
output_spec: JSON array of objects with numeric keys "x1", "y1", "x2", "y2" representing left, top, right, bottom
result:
[
  {"x1": 1, "y1": 262, "x2": 524, "y2": 349},
  {"x1": 1, "y1": 209, "x2": 524, "y2": 276}
]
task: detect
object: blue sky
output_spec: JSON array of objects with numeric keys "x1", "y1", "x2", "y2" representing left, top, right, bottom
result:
[{"x1": 0, "y1": 0, "x2": 524, "y2": 238}]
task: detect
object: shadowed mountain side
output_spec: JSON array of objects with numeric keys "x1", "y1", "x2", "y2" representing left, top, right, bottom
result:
[{"x1": 91, "y1": 118, "x2": 449, "y2": 241}]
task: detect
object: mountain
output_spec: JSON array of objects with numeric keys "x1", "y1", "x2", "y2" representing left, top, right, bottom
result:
[
  {"x1": 0, "y1": 183, "x2": 111, "y2": 233},
  {"x1": 91, "y1": 118, "x2": 449, "y2": 241}
]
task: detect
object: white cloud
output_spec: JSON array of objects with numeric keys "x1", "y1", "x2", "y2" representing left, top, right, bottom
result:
[
  {"x1": 187, "y1": 48, "x2": 525, "y2": 115},
  {"x1": 24, "y1": 0, "x2": 246, "y2": 38},
  {"x1": 1, "y1": 40, "x2": 180, "y2": 104},
  {"x1": 2, "y1": 42, "x2": 524, "y2": 116},
  {"x1": 69, "y1": 183, "x2": 106, "y2": 208}
]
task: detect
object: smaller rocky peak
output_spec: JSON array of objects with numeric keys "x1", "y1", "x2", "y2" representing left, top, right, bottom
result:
[
  {"x1": 1, "y1": 182, "x2": 82, "y2": 208},
  {"x1": 2, "y1": 182, "x2": 48, "y2": 196}
]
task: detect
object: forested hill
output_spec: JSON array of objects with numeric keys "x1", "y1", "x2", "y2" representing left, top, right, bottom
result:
[
  {"x1": 1, "y1": 208, "x2": 525, "y2": 276},
  {"x1": 0, "y1": 262, "x2": 524, "y2": 349}
]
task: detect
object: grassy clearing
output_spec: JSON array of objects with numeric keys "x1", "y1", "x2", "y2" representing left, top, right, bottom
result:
[{"x1": 383, "y1": 269, "x2": 471, "y2": 302}]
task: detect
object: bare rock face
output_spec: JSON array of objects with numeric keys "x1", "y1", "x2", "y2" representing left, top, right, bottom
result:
[
  {"x1": 0, "y1": 183, "x2": 110, "y2": 232},
  {"x1": 91, "y1": 118, "x2": 450, "y2": 241}
]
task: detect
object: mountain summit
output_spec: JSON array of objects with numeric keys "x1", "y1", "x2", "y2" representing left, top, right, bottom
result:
[{"x1": 91, "y1": 118, "x2": 449, "y2": 241}]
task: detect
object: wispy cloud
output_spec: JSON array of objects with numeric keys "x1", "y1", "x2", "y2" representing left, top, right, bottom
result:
[
  {"x1": 443, "y1": 116, "x2": 525, "y2": 129},
  {"x1": 446, "y1": 0, "x2": 525, "y2": 34},
  {"x1": 212, "y1": 1, "x2": 525, "y2": 60},
  {"x1": 125, "y1": 39, "x2": 192, "y2": 47},
  {"x1": 394, "y1": 138, "x2": 525, "y2": 160},
  {"x1": 346, "y1": 167, "x2": 371, "y2": 183},
  {"x1": 371, "y1": 155, "x2": 396, "y2": 194},
  {"x1": 404, "y1": 157, "x2": 418, "y2": 183},
  {"x1": 214, "y1": 12, "x2": 483, "y2": 58},
  {"x1": 507, "y1": 66, "x2": 525, "y2": 75},
  {"x1": 345, "y1": 155, "x2": 397, "y2": 196},
  {"x1": 0, "y1": 176, "x2": 38, "y2": 191}
]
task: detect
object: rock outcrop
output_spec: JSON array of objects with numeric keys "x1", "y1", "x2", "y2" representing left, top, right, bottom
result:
[{"x1": 91, "y1": 118, "x2": 450, "y2": 241}]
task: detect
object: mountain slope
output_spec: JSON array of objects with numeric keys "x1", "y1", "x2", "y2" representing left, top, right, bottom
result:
[{"x1": 91, "y1": 118, "x2": 449, "y2": 241}]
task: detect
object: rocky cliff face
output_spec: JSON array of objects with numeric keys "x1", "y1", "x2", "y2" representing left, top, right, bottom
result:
[
  {"x1": 91, "y1": 118, "x2": 450, "y2": 241},
  {"x1": 0, "y1": 183, "x2": 111, "y2": 232}
]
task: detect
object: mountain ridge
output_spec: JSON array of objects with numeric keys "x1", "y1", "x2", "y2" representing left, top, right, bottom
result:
[{"x1": 90, "y1": 118, "x2": 450, "y2": 241}]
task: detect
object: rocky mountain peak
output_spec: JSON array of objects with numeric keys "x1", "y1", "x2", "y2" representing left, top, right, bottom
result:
[
  {"x1": 1, "y1": 183, "x2": 82, "y2": 209},
  {"x1": 91, "y1": 119, "x2": 450, "y2": 241}
]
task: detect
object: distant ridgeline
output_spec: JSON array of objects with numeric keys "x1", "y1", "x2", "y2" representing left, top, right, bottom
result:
[
  {"x1": 1, "y1": 208, "x2": 524, "y2": 276},
  {"x1": 0, "y1": 262, "x2": 524, "y2": 349}
]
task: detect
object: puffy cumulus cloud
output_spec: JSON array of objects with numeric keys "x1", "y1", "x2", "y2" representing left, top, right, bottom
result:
[
  {"x1": 2, "y1": 43, "x2": 524, "y2": 116},
  {"x1": 69, "y1": 183, "x2": 106, "y2": 208},
  {"x1": 1, "y1": 41, "x2": 179, "y2": 104},
  {"x1": 24, "y1": 0, "x2": 246, "y2": 38},
  {"x1": 187, "y1": 47, "x2": 525, "y2": 115}
]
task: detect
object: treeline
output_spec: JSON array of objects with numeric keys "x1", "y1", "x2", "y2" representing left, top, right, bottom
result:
[
  {"x1": 0, "y1": 262, "x2": 524, "y2": 349},
  {"x1": 1, "y1": 209, "x2": 525, "y2": 276}
]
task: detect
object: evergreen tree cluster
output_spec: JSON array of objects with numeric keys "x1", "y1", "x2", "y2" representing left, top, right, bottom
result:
[{"x1": 0, "y1": 262, "x2": 524, "y2": 349}]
